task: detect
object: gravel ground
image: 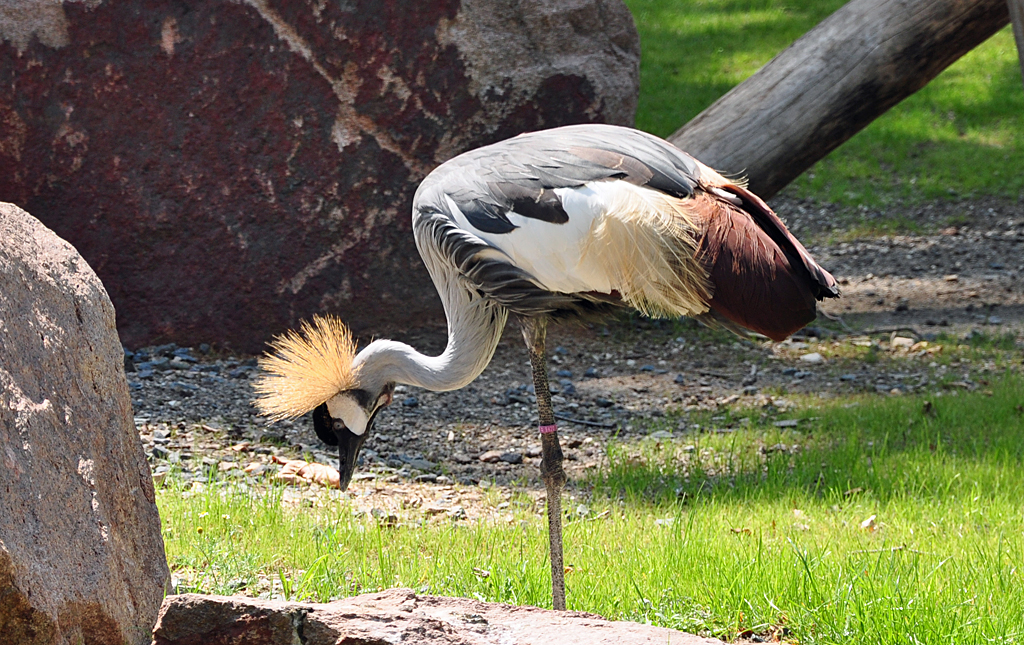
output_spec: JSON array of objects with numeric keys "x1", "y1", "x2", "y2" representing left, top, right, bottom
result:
[{"x1": 134, "y1": 196, "x2": 1024, "y2": 518}]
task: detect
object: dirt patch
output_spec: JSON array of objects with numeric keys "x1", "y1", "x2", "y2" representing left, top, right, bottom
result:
[{"x1": 778, "y1": 194, "x2": 1024, "y2": 330}]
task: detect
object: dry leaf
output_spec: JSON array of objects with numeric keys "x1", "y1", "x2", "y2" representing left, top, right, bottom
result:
[{"x1": 275, "y1": 459, "x2": 341, "y2": 488}]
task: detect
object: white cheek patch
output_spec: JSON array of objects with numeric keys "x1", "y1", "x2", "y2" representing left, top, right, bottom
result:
[{"x1": 326, "y1": 395, "x2": 369, "y2": 436}]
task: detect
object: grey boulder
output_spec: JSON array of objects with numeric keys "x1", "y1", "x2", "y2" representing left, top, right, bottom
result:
[
  {"x1": 0, "y1": 0, "x2": 640, "y2": 352},
  {"x1": 0, "y1": 203, "x2": 170, "y2": 645}
]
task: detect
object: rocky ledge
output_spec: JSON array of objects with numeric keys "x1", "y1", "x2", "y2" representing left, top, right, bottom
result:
[{"x1": 153, "y1": 588, "x2": 723, "y2": 645}]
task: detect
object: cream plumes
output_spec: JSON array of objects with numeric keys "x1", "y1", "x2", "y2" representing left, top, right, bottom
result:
[{"x1": 252, "y1": 315, "x2": 359, "y2": 421}]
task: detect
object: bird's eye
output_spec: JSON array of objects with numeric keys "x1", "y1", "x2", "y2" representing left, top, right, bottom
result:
[{"x1": 332, "y1": 419, "x2": 345, "y2": 432}]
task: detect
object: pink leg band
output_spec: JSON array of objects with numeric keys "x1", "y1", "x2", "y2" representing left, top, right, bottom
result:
[{"x1": 539, "y1": 424, "x2": 558, "y2": 434}]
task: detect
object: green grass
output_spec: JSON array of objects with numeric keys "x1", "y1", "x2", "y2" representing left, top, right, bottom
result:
[
  {"x1": 628, "y1": 0, "x2": 846, "y2": 137},
  {"x1": 627, "y1": 0, "x2": 1024, "y2": 206},
  {"x1": 159, "y1": 373, "x2": 1024, "y2": 643}
]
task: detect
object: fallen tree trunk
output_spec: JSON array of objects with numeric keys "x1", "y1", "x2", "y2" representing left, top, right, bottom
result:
[
  {"x1": 670, "y1": 0, "x2": 1010, "y2": 199},
  {"x1": 1010, "y1": 0, "x2": 1024, "y2": 90}
]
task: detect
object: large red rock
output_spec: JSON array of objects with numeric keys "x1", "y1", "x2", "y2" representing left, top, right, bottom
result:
[
  {"x1": 153, "y1": 588, "x2": 725, "y2": 645},
  {"x1": 0, "y1": 202, "x2": 170, "y2": 645},
  {"x1": 0, "y1": 0, "x2": 639, "y2": 352}
]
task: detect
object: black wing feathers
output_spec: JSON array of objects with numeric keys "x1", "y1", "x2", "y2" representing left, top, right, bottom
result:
[
  {"x1": 491, "y1": 182, "x2": 569, "y2": 224},
  {"x1": 458, "y1": 198, "x2": 517, "y2": 234}
]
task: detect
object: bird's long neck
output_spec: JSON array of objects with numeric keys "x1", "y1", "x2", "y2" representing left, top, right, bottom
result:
[{"x1": 353, "y1": 270, "x2": 508, "y2": 393}]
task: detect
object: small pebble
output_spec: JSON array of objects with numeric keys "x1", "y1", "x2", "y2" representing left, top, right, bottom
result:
[
  {"x1": 151, "y1": 445, "x2": 171, "y2": 459},
  {"x1": 153, "y1": 343, "x2": 177, "y2": 356},
  {"x1": 401, "y1": 457, "x2": 436, "y2": 470}
]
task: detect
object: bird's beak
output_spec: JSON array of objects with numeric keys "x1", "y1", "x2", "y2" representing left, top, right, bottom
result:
[
  {"x1": 311, "y1": 401, "x2": 376, "y2": 491},
  {"x1": 335, "y1": 425, "x2": 368, "y2": 491}
]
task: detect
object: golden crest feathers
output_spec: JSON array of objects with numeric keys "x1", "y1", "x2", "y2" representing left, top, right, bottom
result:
[{"x1": 252, "y1": 315, "x2": 359, "y2": 421}]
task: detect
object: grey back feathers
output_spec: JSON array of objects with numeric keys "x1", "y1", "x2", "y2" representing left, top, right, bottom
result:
[{"x1": 416, "y1": 124, "x2": 703, "y2": 238}]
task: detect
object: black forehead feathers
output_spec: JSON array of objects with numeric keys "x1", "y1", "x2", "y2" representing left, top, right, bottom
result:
[
  {"x1": 349, "y1": 388, "x2": 372, "y2": 408},
  {"x1": 312, "y1": 403, "x2": 338, "y2": 446}
]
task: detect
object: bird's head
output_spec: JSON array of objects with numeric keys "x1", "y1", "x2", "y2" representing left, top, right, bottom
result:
[{"x1": 252, "y1": 315, "x2": 394, "y2": 491}]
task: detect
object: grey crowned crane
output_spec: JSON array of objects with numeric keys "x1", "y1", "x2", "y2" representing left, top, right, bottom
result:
[{"x1": 254, "y1": 123, "x2": 839, "y2": 610}]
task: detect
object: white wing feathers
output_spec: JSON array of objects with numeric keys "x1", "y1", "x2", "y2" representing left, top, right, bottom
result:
[{"x1": 446, "y1": 180, "x2": 711, "y2": 319}]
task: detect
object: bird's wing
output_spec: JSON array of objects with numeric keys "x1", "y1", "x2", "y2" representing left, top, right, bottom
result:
[
  {"x1": 415, "y1": 124, "x2": 839, "y2": 332},
  {"x1": 415, "y1": 125, "x2": 715, "y2": 318}
]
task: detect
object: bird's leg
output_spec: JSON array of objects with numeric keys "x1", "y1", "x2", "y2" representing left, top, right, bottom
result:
[{"x1": 521, "y1": 317, "x2": 567, "y2": 611}]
